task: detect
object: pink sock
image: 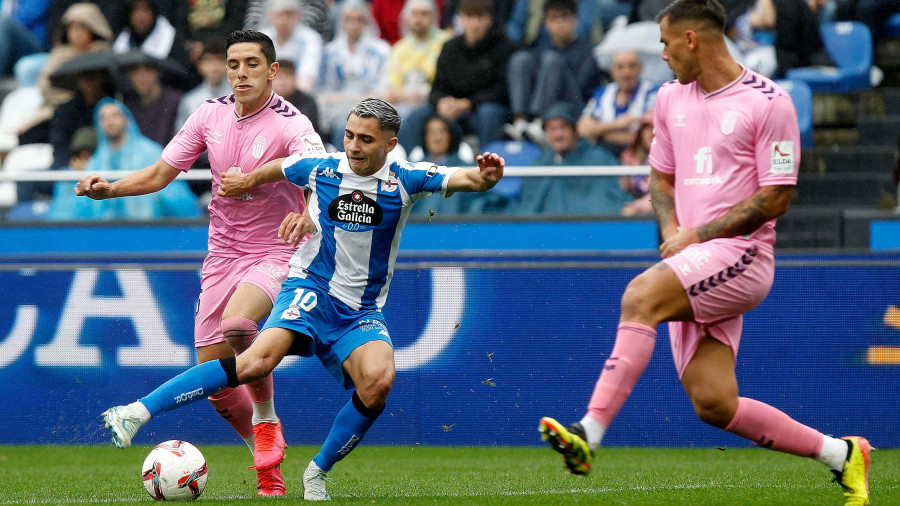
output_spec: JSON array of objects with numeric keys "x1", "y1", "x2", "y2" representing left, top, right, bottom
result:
[
  {"x1": 724, "y1": 397, "x2": 824, "y2": 458},
  {"x1": 208, "y1": 386, "x2": 254, "y2": 439},
  {"x1": 587, "y1": 322, "x2": 657, "y2": 428},
  {"x1": 245, "y1": 374, "x2": 274, "y2": 403},
  {"x1": 221, "y1": 317, "x2": 273, "y2": 403}
]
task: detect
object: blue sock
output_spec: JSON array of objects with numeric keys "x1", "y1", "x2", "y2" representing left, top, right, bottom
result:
[
  {"x1": 139, "y1": 360, "x2": 230, "y2": 415},
  {"x1": 313, "y1": 392, "x2": 383, "y2": 471}
]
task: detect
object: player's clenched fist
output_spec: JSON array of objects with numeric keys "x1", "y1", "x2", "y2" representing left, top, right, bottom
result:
[
  {"x1": 475, "y1": 152, "x2": 505, "y2": 186},
  {"x1": 218, "y1": 171, "x2": 251, "y2": 197},
  {"x1": 279, "y1": 210, "x2": 315, "y2": 247},
  {"x1": 74, "y1": 174, "x2": 113, "y2": 200}
]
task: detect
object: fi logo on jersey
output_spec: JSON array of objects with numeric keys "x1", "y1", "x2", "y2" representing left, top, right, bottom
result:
[
  {"x1": 329, "y1": 191, "x2": 383, "y2": 231},
  {"x1": 770, "y1": 141, "x2": 794, "y2": 174}
]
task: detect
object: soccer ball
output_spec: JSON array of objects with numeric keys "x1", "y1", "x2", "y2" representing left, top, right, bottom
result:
[{"x1": 141, "y1": 440, "x2": 208, "y2": 501}]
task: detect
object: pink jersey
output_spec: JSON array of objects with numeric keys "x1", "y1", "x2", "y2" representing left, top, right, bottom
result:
[
  {"x1": 648, "y1": 67, "x2": 799, "y2": 247},
  {"x1": 162, "y1": 91, "x2": 326, "y2": 257}
]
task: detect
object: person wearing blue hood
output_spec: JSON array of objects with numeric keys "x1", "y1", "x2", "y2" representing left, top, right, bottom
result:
[{"x1": 49, "y1": 98, "x2": 201, "y2": 220}]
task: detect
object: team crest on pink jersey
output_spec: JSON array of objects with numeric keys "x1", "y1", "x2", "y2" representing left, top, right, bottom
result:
[
  {"x1": 721, "y1": 111, "x2": 738, "y2": 135},
  {"x1": 252, "y1": 136, "x2": 267, "y2": 159}
]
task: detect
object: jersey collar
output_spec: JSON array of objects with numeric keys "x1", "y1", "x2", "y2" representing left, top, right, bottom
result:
[{"x1": 338, "y1": 154, "x2": 392, "y2": 181}]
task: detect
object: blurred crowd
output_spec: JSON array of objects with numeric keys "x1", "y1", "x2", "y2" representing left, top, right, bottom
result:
[{"x1": 0, "y1": 0, "x2": 894, "y2": 220}]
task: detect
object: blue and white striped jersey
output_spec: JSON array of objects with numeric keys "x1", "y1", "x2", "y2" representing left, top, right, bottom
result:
[{"x1": 280, "y1": 152, "x2": 459, "y2": 310}]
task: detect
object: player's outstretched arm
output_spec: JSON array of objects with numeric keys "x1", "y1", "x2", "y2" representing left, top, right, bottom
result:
[
  {"x1": 659, "y1": 184, "x2": 794, "y2": 258},
  {"x1": 218, "y1": 157, "x2": 287, "y2": 197},
  {"x1": 446, "y1": 152, "x2": 505, "y2": 193},
  {"x1": 75, "y1": 159, "x2": 181, "y2": 200}
]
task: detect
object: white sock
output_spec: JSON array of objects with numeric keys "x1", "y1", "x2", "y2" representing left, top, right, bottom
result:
[
  {"x1": 816, "y1": 436, "x2": 849, "y2": 471},
  {"x1": 251, "y1": 399, "x2": 277, "y2": 425},
  {"x1": 579, "y1": 415, "x2": 607, "y2": 450},
  {"x1": 243, "y1": 435, "x2": 255, "y2": 454},
  {"x1": 128, "y1": 402, "x2": 152, "y2": 423}
]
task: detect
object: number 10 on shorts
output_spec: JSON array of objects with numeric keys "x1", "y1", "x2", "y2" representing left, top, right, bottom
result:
[{"x1": 281, "y1": 288, "x2": 318, "y2": 320}]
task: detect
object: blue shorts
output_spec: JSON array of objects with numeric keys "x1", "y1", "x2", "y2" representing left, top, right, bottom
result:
[{"x1": 262, "y1": 276, "x2": 393, "y2": 389}]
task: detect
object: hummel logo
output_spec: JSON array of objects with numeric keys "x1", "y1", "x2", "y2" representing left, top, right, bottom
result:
[
  {"x1": 318, "y1": 167, "x2": 338, "y2": 179},
  {"x1": 674, "y1": 113, "x2": 686, "y2": 127},
  {"x1": 210, "y1": 130, "x2": 224, "y2": 144}
]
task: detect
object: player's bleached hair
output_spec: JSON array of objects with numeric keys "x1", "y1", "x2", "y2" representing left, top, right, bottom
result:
[
  {"x1": 655, "y1": 0, "x2": 726, "y2": 32},
  {"x1": 349, "y1": 98, "x2": 402, "y2": 135}
]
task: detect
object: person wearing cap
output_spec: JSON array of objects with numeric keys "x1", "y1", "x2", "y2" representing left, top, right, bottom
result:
[
  {"x1": 121, "y1": 50, "x2": 184, "y2": 147},
  {"x1": 513, "y1": 101, "x2": 629, "y2": 215}
]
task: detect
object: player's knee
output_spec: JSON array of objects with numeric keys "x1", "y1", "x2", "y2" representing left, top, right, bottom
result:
[
  {"x1": 620, "y1": 276, "x2": 658, "y2": 321},
  {"x1": 355, "y1": 365, "x2": 394, "y2": 406},
  {"x1": 689, "y1": 388, "x2": 737, "y2": 428},
  {"x1": 222, "y1": 317, "x2": 258, "y2": 353}
]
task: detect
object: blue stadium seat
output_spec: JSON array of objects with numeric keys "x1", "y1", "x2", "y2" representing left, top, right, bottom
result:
[
  {"x1": 479, "y1": 140, "x2": 541, "y2": 199},
  {"x1": 457, "y1": 140, "x2": 541, "y2": 214},
  {"x1": 776, "y1": 79, "x2": 814, "y2": 148},
  {"x1": 785, "y1": 22, "x2": 872, "y2": 93},
  {"x1": 881, "y1": 12, "x2": 900, "y2": 38}
]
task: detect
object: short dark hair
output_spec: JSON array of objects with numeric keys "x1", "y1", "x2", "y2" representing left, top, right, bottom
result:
[
  {"x1": 225, "y1": 30, "x2": 277, "y2": 65},
  {"x1": 349, "y1": 98, "x2": 402, "y2": 135},
  {"x1": 544, "y1": 0, "x2": 576, "y2": 15},
  {"x1": 655, "y1": 0, "x2": 726, "y2": 32},
  {"x1": 277, "y1": 59, "x2": 296, "y2": 73},
  {"x1": 458, "y1": 0, "x2": 492, "y2": 16}
]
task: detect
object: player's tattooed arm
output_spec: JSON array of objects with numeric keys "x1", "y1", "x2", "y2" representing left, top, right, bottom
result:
[
  {"x1": 649, "y1": 169, "x2": 678, "y2": 240},
  {"x1": 695, "y1": 184, "x2": 794, "y2": 242}
]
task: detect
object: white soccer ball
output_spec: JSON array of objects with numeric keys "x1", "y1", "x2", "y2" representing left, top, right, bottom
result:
[{"x1": 141, "y1": 440, "x2": 209, "y2": 501}]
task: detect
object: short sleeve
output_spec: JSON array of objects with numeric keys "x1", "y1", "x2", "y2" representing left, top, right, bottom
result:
[
  {"x1": 648, "y1": 86, "x2": 675, "y2": 173},
  {"x1": 284, "y1": 113, "x2": 327, "y2": 157},
  {"x1": 399, "y1": 162, "x2": 459, "y2": 201},
  {"x1": 282, "y1": 153, "x2": 331, "y2": 188},
  {"x1": 161, "y1": 106, "x2": 208, "y2": 171},
  {"x1": 755, "y1": 94, "x2": 800, "y2": 186}
]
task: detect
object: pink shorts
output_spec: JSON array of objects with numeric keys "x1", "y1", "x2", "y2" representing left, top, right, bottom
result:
[
  {"x1": 662, "y1": 239, "x2": 774, "y2": 378},
  {"x1": 194, "y1": 252, "x2": 292, "y2": 347}
]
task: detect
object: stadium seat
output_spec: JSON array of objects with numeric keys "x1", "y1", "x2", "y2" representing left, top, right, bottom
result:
[
  {"x1": 785, "y1": 22, "x2": 872, "y2": 93},
  {"x1": 0, "y1": 86, "x2": 42, "y2": 153},
  {"x1": 0, "y1": 143, "x2": 54, "y2": 208},
  {"x1": 776, "y1": 79, "x2": 813, "y2": 148},
  {"x1": 456, "y1": 140, "x2": 541, "y2": 214},
  {"x1": 881, "y1": 12, "x2": 900, "y2": 38},
  {"x1": 480, "y1": 140, "x2": 541, "y2": 199}
]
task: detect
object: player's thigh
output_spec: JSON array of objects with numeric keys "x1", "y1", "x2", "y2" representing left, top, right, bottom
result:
[
  {"x1": 222, "y1": 282, "x2": 273, "y2": 323},
  {"x1": 221, "y1": 255, "x2": 290, "y2": 322},
  {"x1": 681, "y1": 336, "x2": 739, "y2": 402},
  {"x1": 343, "y1": 340, "x2": 396, "y2": 388},
  {"x1": 621, "y1": 262, "x2": 693, "y2": 324}
]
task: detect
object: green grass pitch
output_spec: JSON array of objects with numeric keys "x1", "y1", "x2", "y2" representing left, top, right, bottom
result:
[{"x1": 1, "y1": 445, "x2": 897, "y2": 504}]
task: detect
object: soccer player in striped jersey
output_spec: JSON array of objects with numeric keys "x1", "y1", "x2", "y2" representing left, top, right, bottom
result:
[
  {"x1": 101, "y1": 98, "x2": 505, "y2": 501},
  {"x1": 80, "y1": 30, "x2": 324, "y2": 496},
  {"x1": 538, "y1": 1, "x2": 871, "y2": 504}
]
